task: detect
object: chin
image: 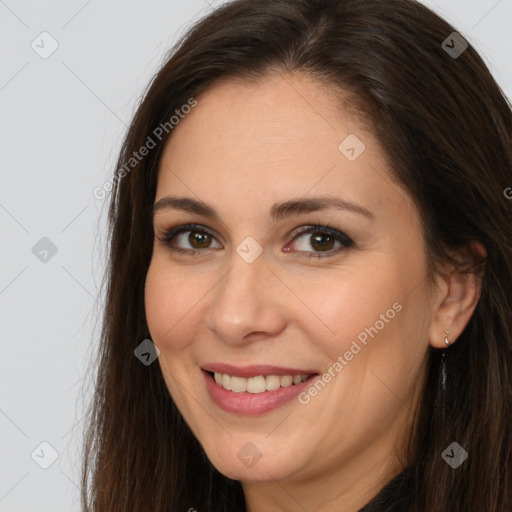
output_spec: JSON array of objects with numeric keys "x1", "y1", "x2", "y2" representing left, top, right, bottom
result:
[{"x1": 202, "y1": 436, "x2": 307, "y2": 482}]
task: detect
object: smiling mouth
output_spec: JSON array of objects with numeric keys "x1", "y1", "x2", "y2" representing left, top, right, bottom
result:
[
  {"x1": 202, "y1": 368, "x2": 321, "y2": 415},
  {"x1": 205, "y1": 370, "x2": 317, "y2": 394}
]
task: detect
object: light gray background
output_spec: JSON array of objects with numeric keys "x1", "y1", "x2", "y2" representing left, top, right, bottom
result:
[{"x1": 0, "y1": 0, "x2": 510, "y2": 510}]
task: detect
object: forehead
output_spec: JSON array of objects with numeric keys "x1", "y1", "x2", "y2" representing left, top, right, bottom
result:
[
  {"x1": 161, "y1": 73, "x2": 370, "y2": 165},
  {"x1": 155, "y1": 73, "x2": 405, "y2": 223}
]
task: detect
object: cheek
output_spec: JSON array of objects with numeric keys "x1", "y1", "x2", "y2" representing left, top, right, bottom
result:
[
  {"x1": 291, "y1": 263, "x2": 400, "y2": 358},
  {"x1": 144, "y1": 258, "x2": 200, "y2": 351},
  {"x1": 144, "y1": 259, "x2": 202, "y2": 412}
]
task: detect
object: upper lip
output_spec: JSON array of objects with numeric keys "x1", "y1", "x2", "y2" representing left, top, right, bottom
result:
[{"x1": 201, "y1": 363, "x2": 318, "y2": 378}]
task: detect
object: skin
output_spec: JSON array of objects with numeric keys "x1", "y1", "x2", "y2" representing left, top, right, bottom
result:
[{"x1": 144, "y1": 72, "x2": 484, "y2": 512}]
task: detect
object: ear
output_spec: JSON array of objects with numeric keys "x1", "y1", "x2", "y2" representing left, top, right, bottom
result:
[{"x1": 428, "y1": 241, "x2": 487, "y2": 349}]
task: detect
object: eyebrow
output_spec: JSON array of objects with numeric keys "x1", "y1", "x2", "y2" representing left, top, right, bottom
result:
[{"x1": 152, "y1": 195, "x2": 375, "y2": 222}]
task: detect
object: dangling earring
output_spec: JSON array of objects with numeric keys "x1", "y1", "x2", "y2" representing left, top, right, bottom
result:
[{"x1": 440, "y1": 329, "x2": 450, "y2": 423}]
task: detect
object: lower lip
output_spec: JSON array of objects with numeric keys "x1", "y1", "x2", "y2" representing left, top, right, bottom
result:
[{"x1": 202, "y1": 370, "x2": 319, "y2": 415}]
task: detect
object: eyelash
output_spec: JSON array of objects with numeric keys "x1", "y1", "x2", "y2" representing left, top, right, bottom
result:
[{"x1": 156, "y1": 222, "x2": 354, "y2": 259}]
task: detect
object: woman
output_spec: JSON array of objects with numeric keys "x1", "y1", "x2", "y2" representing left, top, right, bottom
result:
[{"x1": 81, "y1": 0, "x2": 512, "y2": 510}]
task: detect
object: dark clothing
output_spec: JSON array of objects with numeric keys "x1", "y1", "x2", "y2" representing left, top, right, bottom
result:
[{"x1": 358, "y1": 467, "x2": 414, "y2": 512}]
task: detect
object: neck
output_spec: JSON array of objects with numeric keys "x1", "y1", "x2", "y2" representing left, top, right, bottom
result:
[{"x1": 241, "y1": 420, "x2": 409, "y2": 512}]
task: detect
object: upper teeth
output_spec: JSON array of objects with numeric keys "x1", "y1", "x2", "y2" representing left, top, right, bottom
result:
[{"x1": 213, "y1": 372, "x2": 310, "y2": 393}]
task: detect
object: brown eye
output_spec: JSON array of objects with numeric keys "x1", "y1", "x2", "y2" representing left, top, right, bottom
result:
[
  {"x1": 309, "y1": 232, "x2": 336, "y2": 252},
  {"x1": 157, "y1": 222, "x2": 354, "y2": 259},
  {"x1": 188, "y1": 231, "x2": 212, "y2": 249},
  {"x1": 156, "y1": 223, "x2": 221, "y2": 255},
  {"x1": 285, "y1": 224, "x2": 354, "y2": 258}
]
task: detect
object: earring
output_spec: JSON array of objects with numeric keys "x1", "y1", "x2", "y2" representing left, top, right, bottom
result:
[{"x1": 439, "y1": 329, "x2": 450, "y2": 424}]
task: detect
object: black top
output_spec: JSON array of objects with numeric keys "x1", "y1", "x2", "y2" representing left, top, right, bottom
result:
[{"x1": 358, "y1": 467, "x2": 414, "y2": 511}]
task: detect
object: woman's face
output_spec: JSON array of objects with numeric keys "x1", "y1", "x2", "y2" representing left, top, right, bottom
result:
[{"x1": 145, "y1": 73, "x2": 440, "y2": 488}]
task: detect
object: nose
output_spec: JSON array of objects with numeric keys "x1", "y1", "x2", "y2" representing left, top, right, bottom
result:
[{"x1": 205, "y1": 250, "x2": 288, "y2": 345}]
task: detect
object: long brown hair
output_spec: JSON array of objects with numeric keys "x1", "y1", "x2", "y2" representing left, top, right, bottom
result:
[{"x1": 81, "y1": 0, "x2": 512, "y2": 510}]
